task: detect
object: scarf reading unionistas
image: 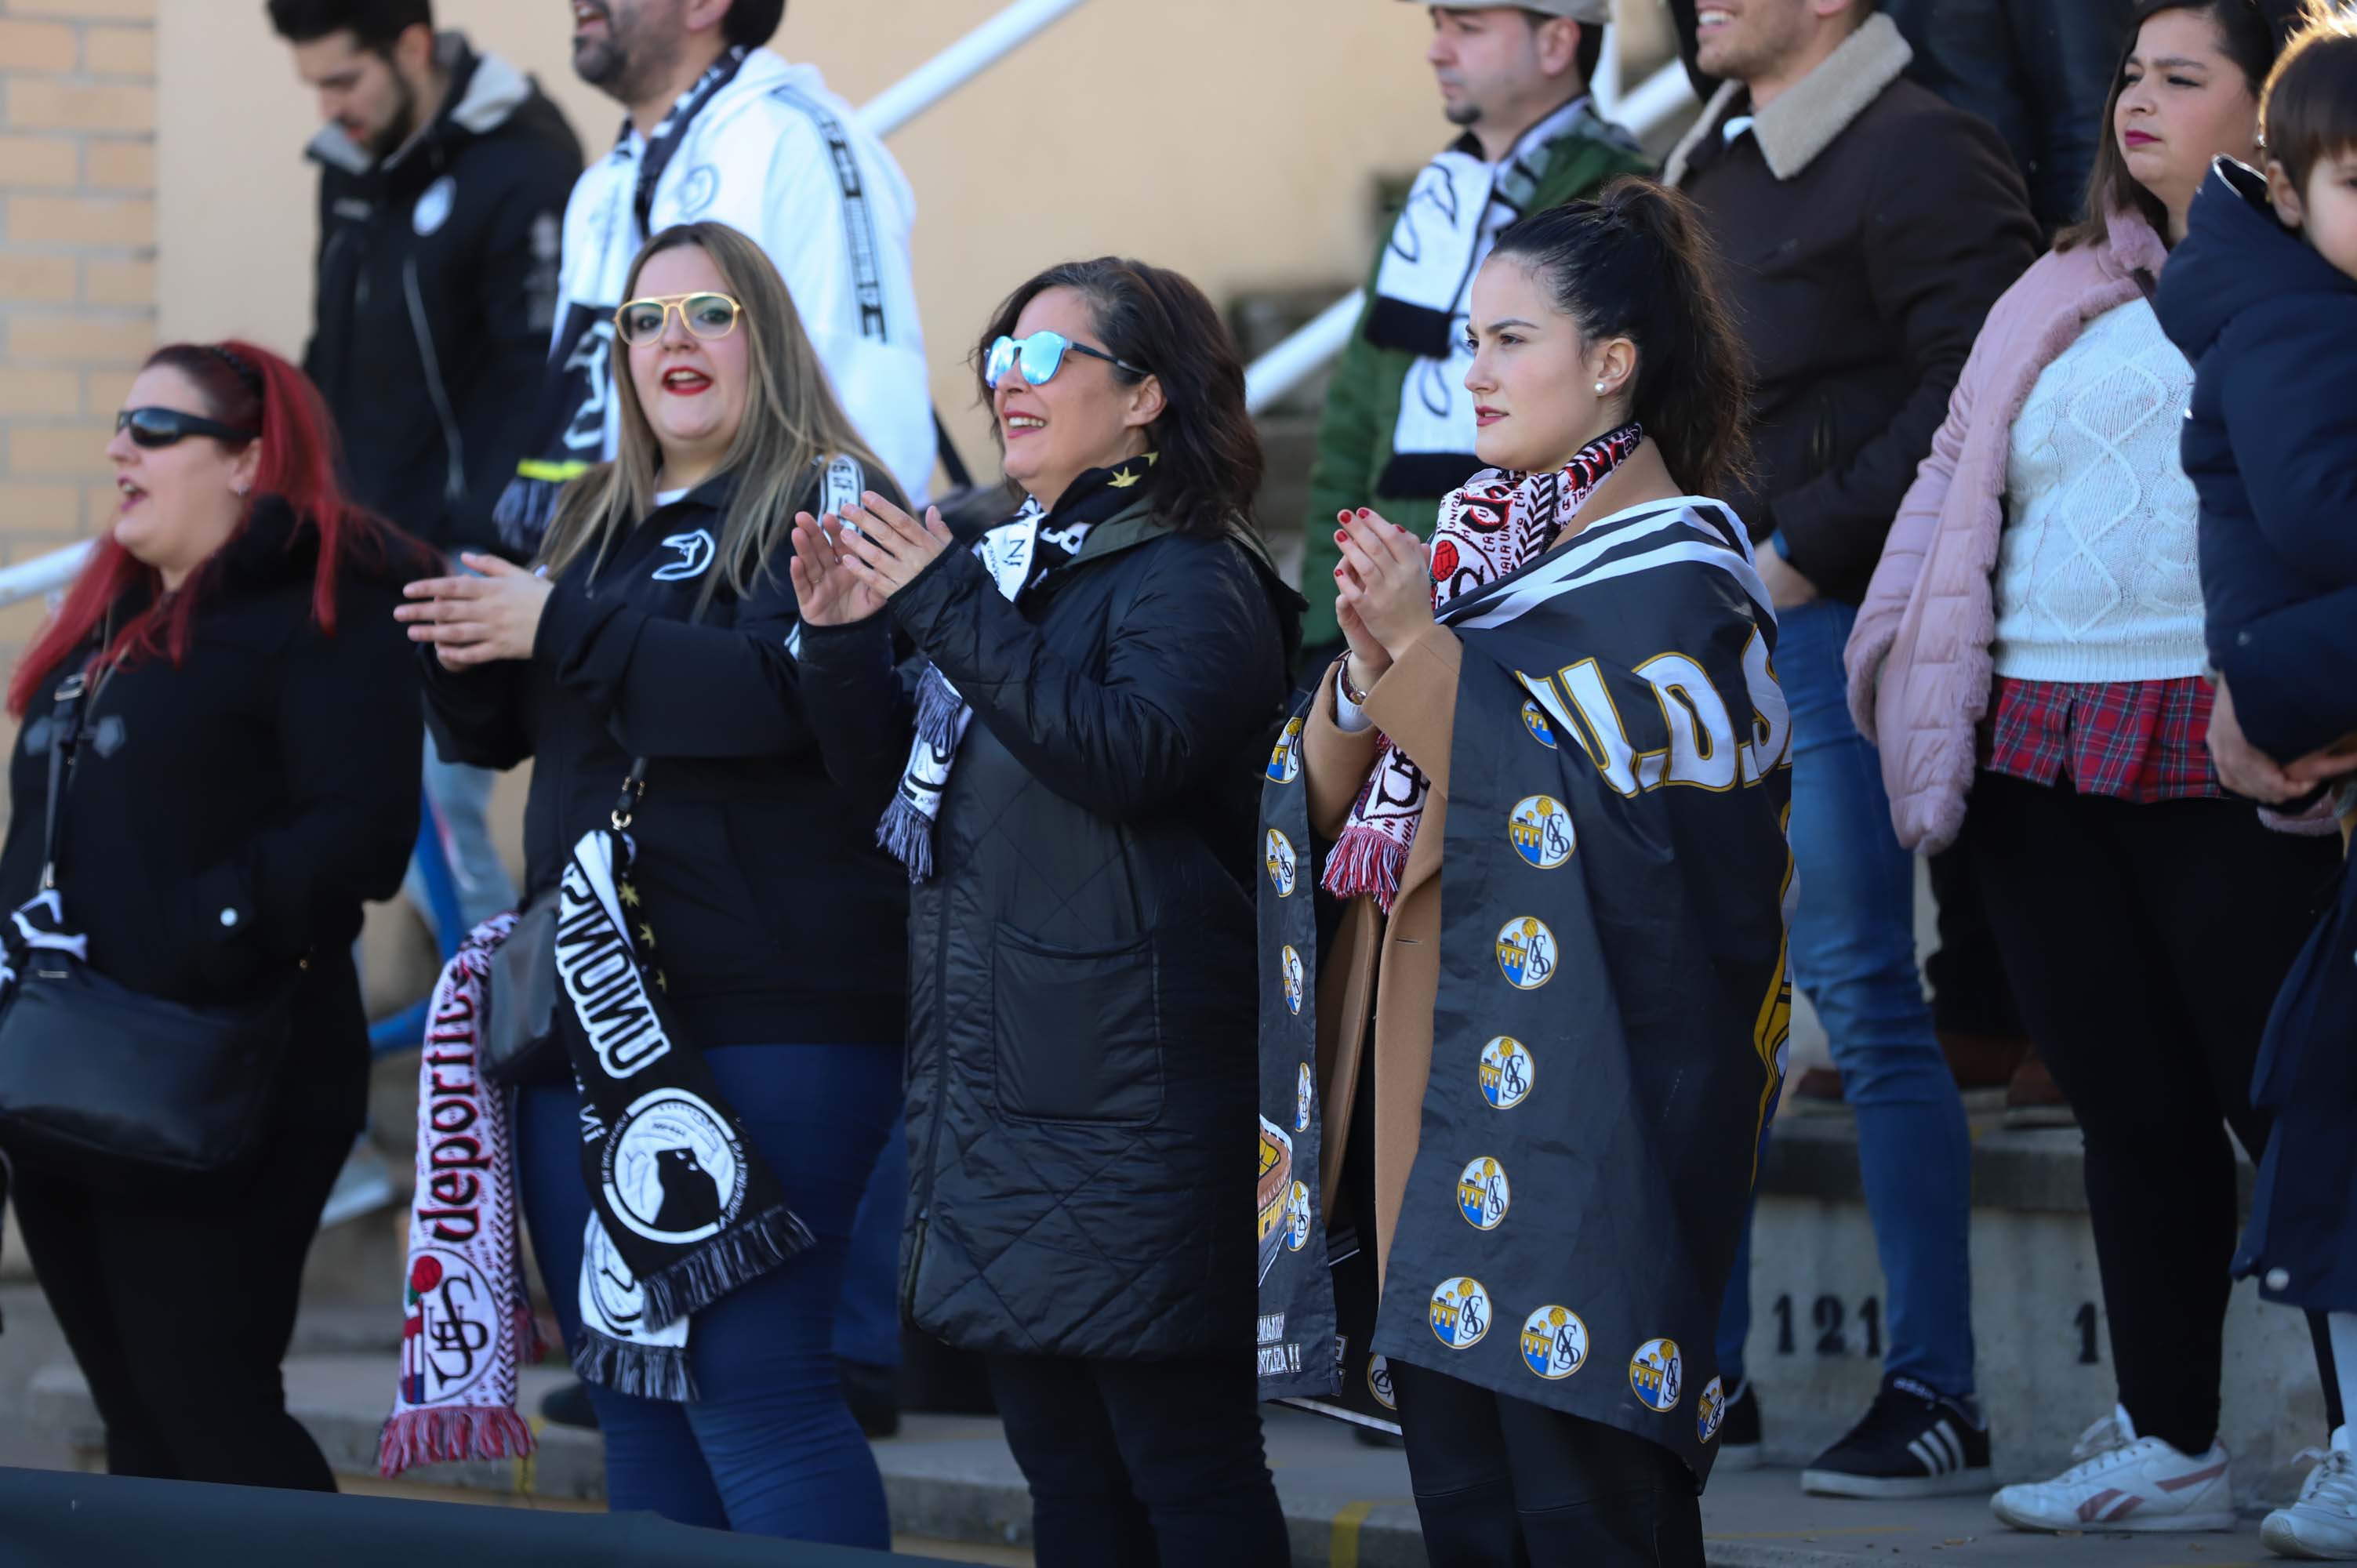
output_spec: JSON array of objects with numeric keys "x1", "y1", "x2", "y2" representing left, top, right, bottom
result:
[
  {"x1": 880, "y1": 456, "x2": 1155, "y2": 880},
  {"x1": 1324, "y1": 423, "x2": 1643, "y2": 911}
]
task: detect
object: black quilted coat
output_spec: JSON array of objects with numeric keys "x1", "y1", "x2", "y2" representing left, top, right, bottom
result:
[{"x1": 797, "y1": 496, "x2": 1299, "y2": 1358}]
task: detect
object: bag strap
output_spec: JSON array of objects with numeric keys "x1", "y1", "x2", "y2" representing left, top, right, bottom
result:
[{"x1": 37, "y1": 672, "x2": 88, "y2": 891}]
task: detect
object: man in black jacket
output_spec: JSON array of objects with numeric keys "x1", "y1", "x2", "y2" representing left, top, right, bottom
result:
[
  {"x1": 271, "y1": 0, "x2": 582, "y2": 938},
  {"x1": 1667, "y1": 0, "x2": 2133, "y2": 234},
  {"x1": 1665, "y1": 0, "x2": 2040, "y2": 1504}
]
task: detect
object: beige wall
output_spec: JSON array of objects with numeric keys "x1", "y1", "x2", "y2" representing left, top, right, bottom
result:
[{"x1": 155, "y1": 0, "x2": 1500, "y2": 471}]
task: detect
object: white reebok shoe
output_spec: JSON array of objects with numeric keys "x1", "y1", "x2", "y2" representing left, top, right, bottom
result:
[
  {"x1": 1989, "y1": 1406, "x2": 2235, "y2": 1534},
  {"x1": 2264, "y1": 1427, "x2": 2357, "y2": 1559}
]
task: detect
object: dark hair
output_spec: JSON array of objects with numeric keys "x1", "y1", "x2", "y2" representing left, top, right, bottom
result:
[
  {"x1": 264, "y1": 0, "x2": 430, "y2": 53},
  {"x1": 2058, "y1": 0, "x2": 2291, "y2": 251},
  {"x1": 723, "y1": 0, "x2": 785, "y2": 49},
  {"x1": 1513, "y1": 12, "x2": 1606, "y2": 88},
  {"x1": 972, "y1": 258, "x2": 1266, "y2": 538},
  {"x1": 9, "y1": 342, "x2": 405, "y2": 716},
  {"x1": 1487, "y1": 177, "x2": 1754, "y2": 496},
  {"x1": 2264, "y1": 1, "x2": 2357, "y2": 195}
]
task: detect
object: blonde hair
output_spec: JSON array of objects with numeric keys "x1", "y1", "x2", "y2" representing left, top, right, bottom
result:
[{"x1": 539, "y1": 222, "x2": 888, "y2": 607}]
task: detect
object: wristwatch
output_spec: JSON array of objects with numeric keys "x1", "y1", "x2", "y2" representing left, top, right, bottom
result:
[{"x1": 1336, "y1": 652, "x2": 1371, "y2": 706}]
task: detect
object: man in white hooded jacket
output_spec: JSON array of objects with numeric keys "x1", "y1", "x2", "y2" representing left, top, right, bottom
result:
[{"x1": 498, "y1": 0, "x2": 932, "y2": 548}]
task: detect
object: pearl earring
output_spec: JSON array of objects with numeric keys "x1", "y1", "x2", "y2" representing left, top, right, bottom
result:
[{"x1": 1594, "y1": 382, "x2": 1609, "y2": 395}]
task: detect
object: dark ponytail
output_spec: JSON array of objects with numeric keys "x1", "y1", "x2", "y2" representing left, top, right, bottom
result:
[{"x1": 1488, "y1": 177, "x2": 1753, "y2": 498}]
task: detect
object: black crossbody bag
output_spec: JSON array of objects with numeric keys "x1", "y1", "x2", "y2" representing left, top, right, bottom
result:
[{"x1": 0, "y1": 666, "x2": 299, "y2": 1189}]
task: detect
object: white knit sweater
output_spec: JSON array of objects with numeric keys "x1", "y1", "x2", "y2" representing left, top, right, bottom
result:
[{"x1": 1991, "y1": 300, "x2": 2210, "y2": 684}]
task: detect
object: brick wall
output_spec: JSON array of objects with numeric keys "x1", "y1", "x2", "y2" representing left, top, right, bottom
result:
[{"x1": 0, "y1": 0, "x2": 156, "y2": 653}]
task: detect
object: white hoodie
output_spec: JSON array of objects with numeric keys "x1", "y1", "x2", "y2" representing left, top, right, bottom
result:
[{"x1": 554, "y1": 50, "x2": 933, "y2": 503}]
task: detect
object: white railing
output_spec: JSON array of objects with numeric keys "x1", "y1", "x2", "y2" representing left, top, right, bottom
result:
[
  {"x1": 1244, "y1": 58, "x2": 1700, "y2": 416},
  {"x1": 0, "y1": 0, "x2": 1099, "y2": 612}
]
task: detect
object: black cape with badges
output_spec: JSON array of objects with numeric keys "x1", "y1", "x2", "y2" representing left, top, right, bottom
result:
[{"x1": 1258, "y1": 498, "x2": 1794, "y2": 1479}]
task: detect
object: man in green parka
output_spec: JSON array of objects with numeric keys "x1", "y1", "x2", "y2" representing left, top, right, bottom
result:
[{"x1": 1299, "y1": 0, "x2": 1650, "y2": 666}]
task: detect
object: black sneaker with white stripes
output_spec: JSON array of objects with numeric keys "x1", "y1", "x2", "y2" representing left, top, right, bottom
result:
[{"x1": 1801, "y1": 1374, "x2": 1992, "y2": 1498}]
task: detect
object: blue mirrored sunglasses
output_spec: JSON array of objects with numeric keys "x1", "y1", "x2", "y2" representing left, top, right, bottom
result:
[{"x1": 984, "y1": 331, "x2": 1147, "y2": 390}]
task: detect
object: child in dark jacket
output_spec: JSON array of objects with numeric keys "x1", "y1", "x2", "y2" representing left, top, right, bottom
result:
[
  {"x1": 2152, "y1": 10, "x2": 2357, "y2": 1559},
  {"x1": 2155, "y1": 5, "x2": 2357, "y2": 784}
]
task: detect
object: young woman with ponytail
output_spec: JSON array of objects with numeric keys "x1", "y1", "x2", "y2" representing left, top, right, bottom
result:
[
  {"x1": 1284, "y1": 178, "x2": 1785, "y2": 1565},
  {"x1": 0, "y1": 339, "x2": 426, "y2": 1489}
]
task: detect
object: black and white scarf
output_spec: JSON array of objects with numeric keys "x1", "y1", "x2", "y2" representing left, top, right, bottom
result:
[
  {"x1": 878, "y1": 456, "x2": 1155, "y2": 880},
  {"x1": 1325, "y1": 424, "x2": 1643, "y2": 910},
  {"x1": 494, "y1": 48, "x2": 751, "y2": 553},
  {"x1": 554, "y1": 826, "x2": 810, "y2": 1397},
  {"x1": 1367, "y1": 97, "x2": 1636, "y2": 494}
]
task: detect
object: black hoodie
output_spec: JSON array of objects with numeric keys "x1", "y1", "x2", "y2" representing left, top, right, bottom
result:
[
  {"x1": 2155, "y1": 158, "x2": 2357, "y2": 759},
  {"x1": 0, "y1": 501, "x2": 425, "y2": 1128},
  {"x1": 419, "y1": 464, "x2": 910, "y2": 1054},
  {"x1": 303, "y1": 34, "x2": 582, "y2": 556}
]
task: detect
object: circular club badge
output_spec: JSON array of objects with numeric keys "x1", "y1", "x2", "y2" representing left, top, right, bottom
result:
[
  {"x1": 1284, "y1": 1180, "x2": 1312, "y2": 1251},
  {"x1": 1508, "y1": 794, "x2": 1575, "y2": 870},
  {"x1": 1295, "y1": 1061, "x2": 1313, "y2": 1132},
  {"x1": 399, "y1": 1247, "x2": 498, "y2": 1406},
  {"x1": 1280, "y1": 945, "x2": 1305, "y2": 1015},
  {"x1": 1520, "y1": 699, "x2": 1558, "y2": 750},
  {"x1": 1630, "y1": 1338, "x2": 1684, "y2": 1413},
  {"x1": 1429, "y1": 1276, "x2": 1493, "y2": 1350},
  {"x1": 1266, "y1": 716, "x2": 1303, "y2": 783},
  {"x1": 1520, "y1": 1305, "x2": 1590, "y2": 1381},
  {"x1": 1455, "y1": 1156, "x2": 1511, "y2": 1230},
  {"x1": 1367, "y1": 1355, "x2": 1398, "y2": 1411},
  {"x1": 1480, "y1": 1036, "x2": 1535, "y2": 1110},
  {"x1": 598, "y1": 1087, "x2": 747, "y2": 1246},
  {"x1": 1266, "y1": 828, "x2": 1298, "y2": 898},
  {"x1": 1495, "y1": 917, "x2": 1559, "y2": 990},
  {"x1": 1697, "y1": 1375, "x2": 1728, "y2": 1444}
]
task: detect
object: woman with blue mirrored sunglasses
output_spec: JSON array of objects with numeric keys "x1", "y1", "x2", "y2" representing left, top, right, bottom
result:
[{"x1": 982, "y1": 329, "x2": 1149, "y2": 389}]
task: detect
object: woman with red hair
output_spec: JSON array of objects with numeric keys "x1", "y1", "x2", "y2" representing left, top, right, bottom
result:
[{"x1": 0, "y1": 339, "x2": 423, "y2": 1490}]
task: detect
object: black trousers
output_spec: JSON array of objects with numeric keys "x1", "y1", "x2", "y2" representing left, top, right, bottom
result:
[
  {"x1": 985, "y1": 1350, "x2": 1290, "y2": 1568},
  {"x1": 11, "y1": 1112, "x2": 354, "y2": 1489},
  {"x1": 1963, "y1": 771, "x2": 2343, "y2": 1453},
  {"x1": 1393, "y1": 1359, "x2": 1703, "y2": 1567}
]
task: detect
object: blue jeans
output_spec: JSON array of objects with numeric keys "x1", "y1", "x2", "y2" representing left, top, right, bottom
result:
[
  {"x1": 411, "y1": 742, "x2": 517, "y2": 936},
  {"x1": 833, "y1": 1108, "x2": 906, "y2": 1369},
  {"x1": 517, "y1": 1044, "x2": 899, "y2": 1544},
  {"x1": 1716, "y1": 599, "x2": 1976, "y2": 1398}
]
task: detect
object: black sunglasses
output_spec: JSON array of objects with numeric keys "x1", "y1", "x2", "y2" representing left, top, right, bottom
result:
[{"x1": 115, "y1": 406, "x2": 258, "y2": 449}]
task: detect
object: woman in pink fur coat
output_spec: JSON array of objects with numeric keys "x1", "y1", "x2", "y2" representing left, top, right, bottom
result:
[{"x1": 1843, "y1": 0, "x2": 2341, "y2": 1537}]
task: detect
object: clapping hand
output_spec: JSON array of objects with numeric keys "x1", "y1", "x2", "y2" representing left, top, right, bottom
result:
[
  {"x1": 1334, "y1": 508, "x2": 1436, "y2": 667},
  {"x1": 788, "y1": 512, "x2": 888, "y2": 626},
  {"x1": 827, "y1": 491, "x2": 953, "y2": 600},
  {"x1": 397, "y1": 554, "x2": 553, "y2": 669}
]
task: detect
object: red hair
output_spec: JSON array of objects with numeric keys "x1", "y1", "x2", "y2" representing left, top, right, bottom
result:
[{"x1": 8, "y1": 339, "x2": 405, "y2": 717}]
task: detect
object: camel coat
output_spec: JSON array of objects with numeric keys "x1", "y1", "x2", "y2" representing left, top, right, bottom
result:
[{"x1": 1302, "y1": 628, "x2": 1463, "y2": 1287}]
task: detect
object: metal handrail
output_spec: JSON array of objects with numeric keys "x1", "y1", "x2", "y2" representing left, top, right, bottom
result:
[
  {"x1": 1244, "y1": 59, "x2": 1699, "y2": 417},
  {"x1": 0, "y1": 0, "x2": 1098, "y2": 614}
]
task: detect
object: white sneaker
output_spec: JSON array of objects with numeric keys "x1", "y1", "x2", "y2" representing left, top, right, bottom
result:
[
  {"x1": 2264, "y1": 1427, "x2": 2357, "y2": 1559},
  {"x1": 1989, "y1": 1406, "x2": 2235, "y2": 1534}
]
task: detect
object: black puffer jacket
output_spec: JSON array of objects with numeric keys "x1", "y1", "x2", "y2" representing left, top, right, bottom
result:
[
  {"x1": 798, "y1": 495, "x2": 1300, "y2": 1359},
  {"x1": 0, "y1": 501, "x2": 423, "y2": 1132}
]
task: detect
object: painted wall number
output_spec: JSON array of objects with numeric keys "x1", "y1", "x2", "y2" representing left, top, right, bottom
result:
[{"x1": 1769, "y1": 1294, "x2": 2102, "y2": 1366}]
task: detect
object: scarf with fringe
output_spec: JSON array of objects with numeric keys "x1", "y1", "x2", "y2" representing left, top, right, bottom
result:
[
  {"x1": 1324, "y1": 423, "x2": 1643, "y2": 911},
  {"x1": 879, "y1": 456, "x2": 1154, "y2": 880}
]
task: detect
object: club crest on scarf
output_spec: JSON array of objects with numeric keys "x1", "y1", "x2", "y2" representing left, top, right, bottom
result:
[{"x1": 1324, "y1": 425, "x2": 1642, "y2": 911}]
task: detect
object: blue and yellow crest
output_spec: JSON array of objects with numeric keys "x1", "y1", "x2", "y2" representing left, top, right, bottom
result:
[
  {"x1": 1629, "y1": 1338, "x2": 1683, "y2": 1413},
  {"x1": 1479, "y1": 1035, "x2": 1534, "y2": 1110},
  {"x1": 1520, "y1": 699, "x2": 1558, "y2": 750},
  {"x1": 1295, "y1": 1061, "x2": 1313, "y2": 1132},
  {"x1": 1280, "y1": 944, "x2": 1304, "y2": 1015},
  {"x1": 1520, "y1": 1305, "x2": 1590, "y2": 1381},
  {"x1": 1265, "y1": 827, "x2": 1298, "y2": 898},
  {"x1": 1429, "y1": 1276, "x2": 1491, "y2": 1350},
  {"x1": 1284, "y1": 1180, "x2": 1311, "y2": 1251},
  {"x1": 1455, "y1": 1156, "x2": 1510, "y2": 1230},
  {"x1": 1697, "y1": 1375, "x2": 1727, "y2": 1443},
  {"x1": 1494, "y1": 916, "x2": 1558, "y2": 990},
  {"x1": 1266, "y1": 716, "x2": 1304, "y2": 782},
  {"x1": 1508, "y1": 794, "x2": 1576, "y2": 869}
]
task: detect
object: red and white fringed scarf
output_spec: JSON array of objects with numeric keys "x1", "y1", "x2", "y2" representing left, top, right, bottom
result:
[
  {"x1": 1324, "y1": 423, "x2": 1644, "y2": 911},
  {"x1": 379, "y1": 914, "x2": 543, "y2": 1477}
]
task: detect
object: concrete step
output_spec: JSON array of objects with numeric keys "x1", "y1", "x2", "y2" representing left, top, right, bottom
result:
[{"x1": 20, "y1": 1356, "x2": 2303, "y2": 1568}]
